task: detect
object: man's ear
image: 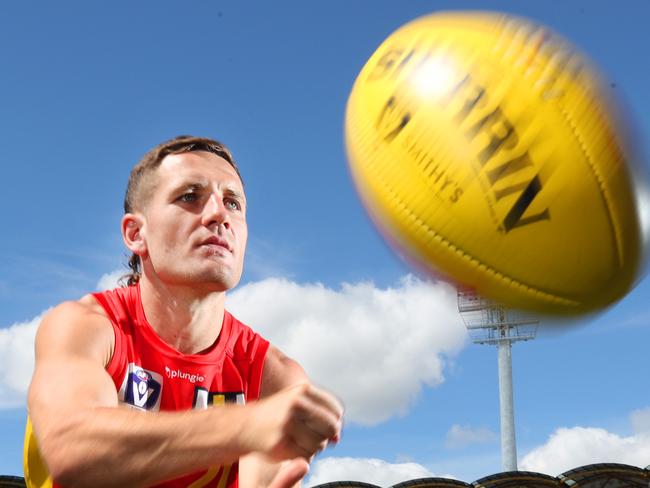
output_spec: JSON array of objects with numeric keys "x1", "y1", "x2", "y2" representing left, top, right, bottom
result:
[{"x1": 121, "y1": 213, "x2": 147, "y2": 257}]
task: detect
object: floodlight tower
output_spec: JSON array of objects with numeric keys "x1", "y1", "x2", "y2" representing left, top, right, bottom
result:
[{"x1": 457, "y1": 288, "x2": 539, "y2": 472}]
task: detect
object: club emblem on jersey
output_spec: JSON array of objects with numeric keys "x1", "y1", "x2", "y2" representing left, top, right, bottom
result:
[
  {"x1": 193, "y1": 387, "x2": 245, "y2": 409},
  {"x1": 118, "y1": 363, "x2": 163, "y2": 411}
]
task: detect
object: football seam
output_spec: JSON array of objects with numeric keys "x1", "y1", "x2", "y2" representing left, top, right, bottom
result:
[
  {"x1": 556, "y1": 103, "x2": 623, "y2": 267},
  {"x1": 493, "y1": 16, "x2": 623, "y2": 268},
  {"x1": 374, "y1": 168, "x2": 579, "y2": 307}
]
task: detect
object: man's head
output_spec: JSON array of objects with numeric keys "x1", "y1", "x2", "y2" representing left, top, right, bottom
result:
[{"x1": 122, "y1": 136, "x2": 247, "y2": 291}]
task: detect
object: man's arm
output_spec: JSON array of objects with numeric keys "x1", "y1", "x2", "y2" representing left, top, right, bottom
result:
[
  {"x1": 28, "y1": 299, "x2": 342, "y2": 488},
  {"x1": 239, "y1": 346, "x2": 342, "y2": 488}
]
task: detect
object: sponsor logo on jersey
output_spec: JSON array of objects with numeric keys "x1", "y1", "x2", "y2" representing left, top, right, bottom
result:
[
  {"x1": 118, "y1": 363, "x2": 163, "y2": 411},
  {"x1": 164, "y1": 365, "x2": 206, "y2": 384}
]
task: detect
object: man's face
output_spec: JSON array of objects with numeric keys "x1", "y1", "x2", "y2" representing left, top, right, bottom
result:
[{"x1": 137, "y1": 151, "x2": 247, "y2": 292}]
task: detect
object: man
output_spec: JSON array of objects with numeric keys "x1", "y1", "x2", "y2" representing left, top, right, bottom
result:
[{"x1": 24, "y1": 136, "x2": 343, "y2": 488}]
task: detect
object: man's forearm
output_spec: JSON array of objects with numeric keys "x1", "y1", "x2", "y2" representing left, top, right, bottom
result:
[
  {"x1": 41, "y1": 404, "x2": 255, "y2": 488},
  {"x1": 33, "y1": 378, "x2": 340, "y2": 487}
]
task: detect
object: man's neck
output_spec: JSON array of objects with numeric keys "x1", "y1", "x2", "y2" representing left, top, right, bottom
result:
[{"x1": 138, "y1": 277, "x2": 226, "y2": 355}]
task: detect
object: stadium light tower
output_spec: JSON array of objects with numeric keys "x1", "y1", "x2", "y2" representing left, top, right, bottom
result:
[{"x1": 457, "y1": 288, "x2": 539, "y2": 472}]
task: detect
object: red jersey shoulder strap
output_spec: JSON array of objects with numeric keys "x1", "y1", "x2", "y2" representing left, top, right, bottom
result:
[
  {"x1": 225, "y1": 311, "x2": 270, "y2": 402},
  {"x1": 90, "y1": 286, "x2": 138, "y2": 384}
]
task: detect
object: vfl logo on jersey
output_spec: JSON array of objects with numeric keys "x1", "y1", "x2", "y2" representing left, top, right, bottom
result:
[
  {"x1": 192, "y1": 387, "x2": 245, "y2": 410},
  {"x1": 118, "y1": 363, "x2": 163, "y2": 411}
]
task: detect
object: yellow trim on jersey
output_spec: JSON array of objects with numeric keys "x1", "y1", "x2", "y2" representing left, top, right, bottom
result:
[
  {"x1": 23, "y1": 417, "x2": 53, "y2": 488},
  {"x1": 217, "y1": 465, "x2": 232, "y2": 488},
  {"x1": 188, "y1": 464, "x2": 231, "y2": 488}
]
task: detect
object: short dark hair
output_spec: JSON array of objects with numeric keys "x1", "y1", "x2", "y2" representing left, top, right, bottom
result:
[{"x1": 123, "y1": 135, "x2": 241, "y2": 286}]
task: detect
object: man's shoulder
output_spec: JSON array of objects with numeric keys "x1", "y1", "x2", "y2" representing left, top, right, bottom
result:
[
  {"x1": 79, "y1": 293, "x2": 111, "y2": 315},
  {"x1": 36, "y1": 294, "x2": 115, "y2": 365},
  {"x1": 47, "y1": 294, "x2": 109, "y2": 324}
]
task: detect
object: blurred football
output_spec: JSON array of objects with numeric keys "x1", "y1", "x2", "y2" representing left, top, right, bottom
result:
[{"x1": 345, "y1": 11, "x2": 643, "y2": 314}]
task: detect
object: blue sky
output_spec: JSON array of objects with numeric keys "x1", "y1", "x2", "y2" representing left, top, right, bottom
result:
[{"x1": 1, "y1": 0, "x2": 649, "y2": 484}]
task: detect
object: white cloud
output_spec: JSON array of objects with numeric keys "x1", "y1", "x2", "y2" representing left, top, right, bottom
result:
[
  {"x1": 305, "y1": 457, "x2": 437, "y2": 487},
  {"x1": 520, "y1": 421, "x2": 650, "y2": 475},
  {"x1": 0, "y1": 313, "x2": 44, "y2": 408},
  {"x1": 227, "y1": 276, "x2": 467, "y2": 425},
  {"x1": 96, "y1": 269, "x2": 127, "y2": 290},
  {"x1": 630, "y1": 406, "x2": 650, "y2": 434},
  {"x1": 445, "y1": 424, "x2": 497, "y2": 449}
]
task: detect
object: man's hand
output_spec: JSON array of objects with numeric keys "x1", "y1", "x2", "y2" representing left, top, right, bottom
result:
[
  {"x1": 239, "y1": 346, "x2": 342, "y2": 487},
  {"x1": 267, "y1": 460, "x2": 310, "y2": 488},
  {"x1": 245, "y1": 382, "x2": 343, "y2": 463}
]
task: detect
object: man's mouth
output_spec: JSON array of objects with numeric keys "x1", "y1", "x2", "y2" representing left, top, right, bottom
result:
[{"x1": 200, "y1": 236, "x2": 232, "y2": 252}]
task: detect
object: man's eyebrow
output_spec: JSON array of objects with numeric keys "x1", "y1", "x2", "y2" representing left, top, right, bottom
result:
[
  {"x1": 223, "y1": 187, "x2": 246, "y2": 203},
  {"x1": 170, "y1": 181, "x2": 246, "y2": 202},
  {"x1": 171, "y1": 181, "x2": 208, "y2": 193}
]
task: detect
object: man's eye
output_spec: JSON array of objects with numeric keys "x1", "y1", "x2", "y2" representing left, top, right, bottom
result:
[
  {"x1": 178, "y1": 193, "x2": 198, "y2": 203},
  {"x1": 225, "y1": 199, "x2": 241, "y2": 211}
]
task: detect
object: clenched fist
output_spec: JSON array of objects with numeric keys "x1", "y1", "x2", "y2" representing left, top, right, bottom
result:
[{"x1": 244, "y1": 382, "x2": 343, "y2": 462}]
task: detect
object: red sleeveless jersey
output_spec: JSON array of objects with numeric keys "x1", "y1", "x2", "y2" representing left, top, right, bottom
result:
[{"x1": 93, "y1": 284, "x2": 269, "y2": 487}]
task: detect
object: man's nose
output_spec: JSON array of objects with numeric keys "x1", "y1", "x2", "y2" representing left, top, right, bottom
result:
[{"x1": 202, "y1": 194, "x2": 230, "y2": 228}]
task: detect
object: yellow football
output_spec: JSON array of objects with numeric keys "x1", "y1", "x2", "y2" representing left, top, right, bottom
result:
[{"x1": 345, "y1": 11, "x2": 643, "y2": 314}]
